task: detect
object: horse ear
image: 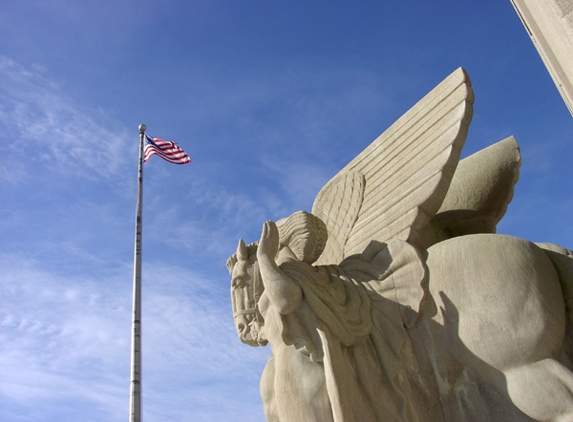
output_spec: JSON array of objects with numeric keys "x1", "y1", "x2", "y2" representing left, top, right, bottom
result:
[{"x1": 237, "y1": 239, "x2": 248, "y2": 260}]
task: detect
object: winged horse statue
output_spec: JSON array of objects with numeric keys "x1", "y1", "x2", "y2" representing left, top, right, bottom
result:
[{"x1": 227, "y1": 68, "x2": 573, "y2": 422}]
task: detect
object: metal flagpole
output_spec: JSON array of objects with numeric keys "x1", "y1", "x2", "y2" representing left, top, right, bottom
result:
[{"x1": 129, "y1": 124, "x2": 146, "y2": 422}]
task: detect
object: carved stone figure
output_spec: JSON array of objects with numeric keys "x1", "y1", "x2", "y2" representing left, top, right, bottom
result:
[{"x1": 227, "y1": 68, "x2": 573, "y2": 421}]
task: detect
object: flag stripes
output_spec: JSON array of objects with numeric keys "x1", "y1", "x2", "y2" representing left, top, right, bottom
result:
[{"x1": 144, "y1": 135, "x2": 191, "y2": 165}]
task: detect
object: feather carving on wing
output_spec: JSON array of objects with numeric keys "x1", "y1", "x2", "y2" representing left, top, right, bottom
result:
[
  {"x1": 312, "y1": 68, "x2": 475, "y2": 262},
  {"x1": 312, "y1": 172, "x2": 366, "y2": 265}
]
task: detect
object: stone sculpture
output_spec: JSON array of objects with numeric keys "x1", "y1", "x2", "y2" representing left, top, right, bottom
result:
[{"x1": 227, "y1": 68, "x2": 573, "y2": 421}]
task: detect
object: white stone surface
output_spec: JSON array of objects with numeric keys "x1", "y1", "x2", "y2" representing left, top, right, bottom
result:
[{"x1": 510, "y1": 0, "x2": 573, "y2": 117}]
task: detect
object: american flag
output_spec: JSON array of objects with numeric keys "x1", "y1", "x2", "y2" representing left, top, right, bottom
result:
[{"x1": 144, "y1": 135, "x2": 191, "y2": 165}]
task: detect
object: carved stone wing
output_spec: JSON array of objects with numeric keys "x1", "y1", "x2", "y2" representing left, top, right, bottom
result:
[
  {"x1": 312, "y1": 172, "x2": 365, "y2": 265},
  {"x1": 434, "y1": 136, "x2": 521, "y2": 238},
  {"x1": 312, "y1": 67, "x2": 474, "y2": 262}
]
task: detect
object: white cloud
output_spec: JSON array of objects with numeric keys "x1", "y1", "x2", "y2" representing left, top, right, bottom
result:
[
  {"x1": 0, "y1": 253, "x2": 269, "y2": 422},
  {"x1": 0, "y1": 56, "x2": 132, "y2": 182},
  {"x1": 259, "y1": 155, "x2": 334, "y2": 213}
]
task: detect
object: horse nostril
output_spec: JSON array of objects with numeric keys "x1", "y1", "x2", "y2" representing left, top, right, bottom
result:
[{"x1": 237, "y1": 322, "x2": 246, "y2": 333}]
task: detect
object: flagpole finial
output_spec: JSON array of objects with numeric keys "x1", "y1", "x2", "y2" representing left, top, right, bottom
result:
[{"x1": 138, "y1": 124, "x2": 146, "y2": 134}]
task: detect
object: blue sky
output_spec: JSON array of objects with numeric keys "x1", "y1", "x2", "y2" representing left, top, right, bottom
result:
[{"x1": 1, "y1": 1, "x2": 572, "y2": 421}]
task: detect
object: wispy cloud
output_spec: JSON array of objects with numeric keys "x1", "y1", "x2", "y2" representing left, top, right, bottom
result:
[
  {"x1": 0, "y1": 252, "x2": 269, "y2": 422},
  {"x1": 0, "y1": 56, "x2": 131, "y2": 182},
  {"x1": 259, "y1": 155, "x2": 334, "y2": 212},
  {"x1": 0, "y1": 256, "x2": 129, "y2": 421}
]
